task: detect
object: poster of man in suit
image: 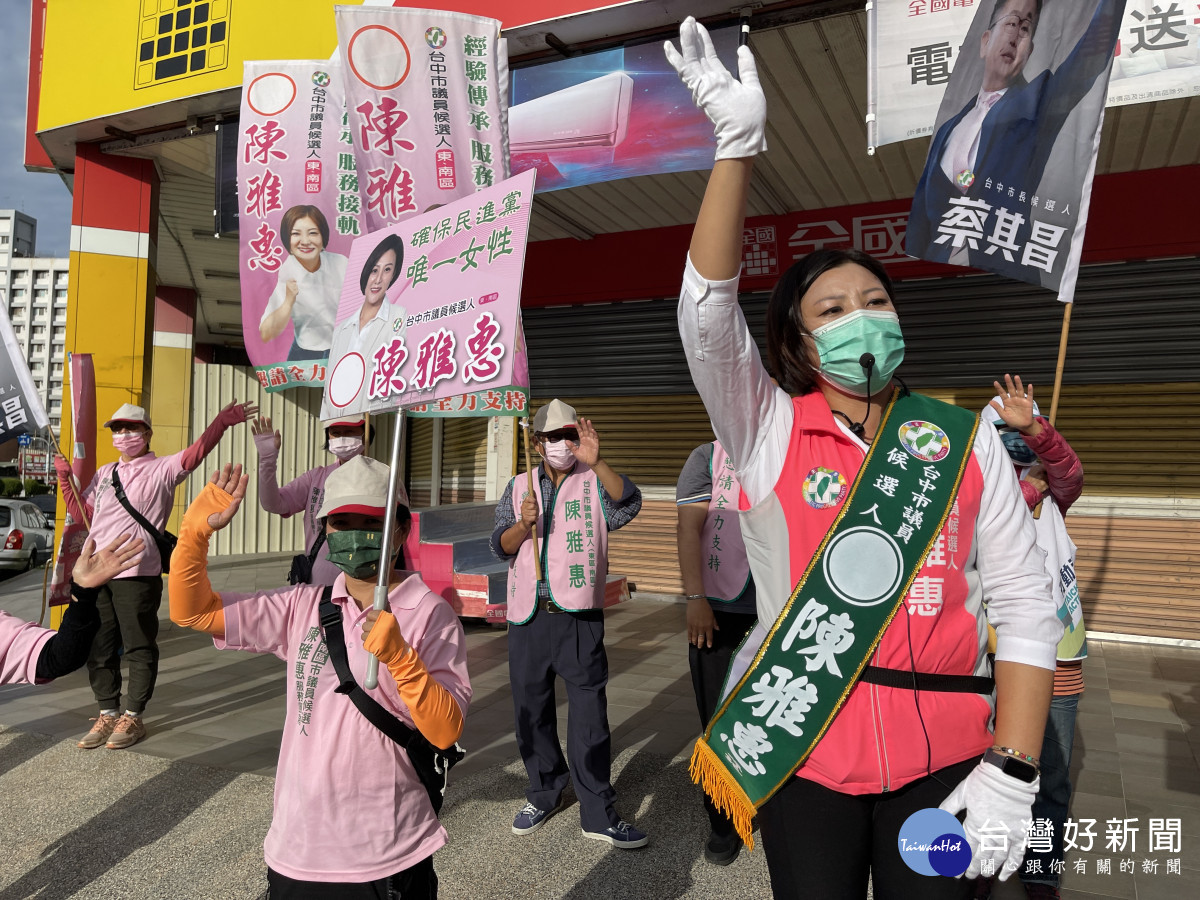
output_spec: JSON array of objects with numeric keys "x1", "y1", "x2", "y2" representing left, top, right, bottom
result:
[{"x1": 906, "y1": 0, "x2": 1125, "y2": 300}]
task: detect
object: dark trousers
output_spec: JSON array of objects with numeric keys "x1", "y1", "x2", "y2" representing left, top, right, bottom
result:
[
  {"x1": 88, "y1": 576, "x2": 163, "y2": 714},
  {"x1": 266, "y1": 856, "x2": 436, "y2": 899},
  {"x1": 759, "y1": 757, "x2": 978, "y2": 900},
  {"x1": 1021, "y1": 693, "x2": 1080, "y2": 888},
  {"x1": 507, "y1": 606, "x2": 618, "y2": 833},
  {"x1": 688, "y1": 609, "x2": 758, "y2": 838}
]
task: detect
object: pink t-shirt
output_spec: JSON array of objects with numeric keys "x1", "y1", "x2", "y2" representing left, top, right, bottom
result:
[
  {"x1": 0, "y1": 610, "x2": 54, "y2": 685},
  {"x1": 215, "y1": 572, "x2": 471, "y2": 882},
  {"x1": 84, "y1": 452, "x2": 187, "y2": 578},
  {"x1": 255, "y1": 439, "x2": 342, "y2": 586}
]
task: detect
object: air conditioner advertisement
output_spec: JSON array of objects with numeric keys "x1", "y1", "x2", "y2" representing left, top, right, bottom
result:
[{"x1": 508, "y1": 26, "x2": 739, "y2": 192}]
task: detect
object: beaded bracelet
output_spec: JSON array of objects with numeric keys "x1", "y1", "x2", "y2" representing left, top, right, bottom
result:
[{"x1": 992, "y1": 745, "x2": 1040, "y2": 767}]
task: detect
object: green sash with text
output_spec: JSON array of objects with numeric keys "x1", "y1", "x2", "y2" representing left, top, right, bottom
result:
[{"x1": 689, "y1": 389, "x2": 978, "y2": 848}]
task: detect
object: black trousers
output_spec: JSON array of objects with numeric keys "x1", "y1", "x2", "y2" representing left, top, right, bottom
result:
[
  {"x1": 688, "y1": 609, "x2": 758, "y2": 837},
  {"x1": 87, "y1": 576, "x2": 163, "y2": 714},
  {"x1": 759, "y1": 757, "x2": 978, "y2": 900},
  {"x1": 507, "y1": 606, "x2": 618, "y2": 833},
  {"x1": 266, "y1": 856, "x2": 436, "y2": 899}
]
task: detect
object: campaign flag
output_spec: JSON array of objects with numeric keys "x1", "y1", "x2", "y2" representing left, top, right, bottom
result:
[
  {"x1": 48, "y1": 352, "x2": 96, "y2": 608},
  {"x1": 320, "y1": 169, "x2": 535, "y2": 420},
  {"x1": 905, "y1": 0, "x2": 1125, "y2": 302},
  {"x1": 0, "y1": 300, "x2": 49, "y2": 445},
  {"x1": 335, "y1": 6, "x2": 508, "y2": 232},
  {"x1": 239, "y1": 59, "x2": 363, "y2": 392},
  {"x1": 870, "y1": 1, "x2": 1195, "y2": 149}
]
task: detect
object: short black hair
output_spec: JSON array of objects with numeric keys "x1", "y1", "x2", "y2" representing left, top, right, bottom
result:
[
  {"x1": 765, "y1": 249, "x2": 897, "y2": 396},
  {"x1": 989, "y1": 0, "x2": 1042, "y2": 33},
  {"x1": 359, "y1": 234, "x2": 405, "y2": 295}
]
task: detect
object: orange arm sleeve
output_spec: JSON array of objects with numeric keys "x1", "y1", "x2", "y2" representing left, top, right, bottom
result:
[
  {"x1": 364, "y1": 611, "x2": 464, "y2": 749},
  {"x1": 166, "y1": 484, "x2": 230, "y2": 636}
]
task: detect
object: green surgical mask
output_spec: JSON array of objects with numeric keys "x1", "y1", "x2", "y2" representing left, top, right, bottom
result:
[
  {"x1": 325, "y1": 529, "x2": 384, "y2": 580},
  {"x1": 811, "y1": 309, "x2": 905, "y2": 396}
]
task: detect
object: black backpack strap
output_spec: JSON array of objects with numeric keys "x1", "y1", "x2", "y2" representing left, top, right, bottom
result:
[
  {"x1": 317, "y1": 586, "x2": 413, "y2": 748},
  {"x1": 109, "y1": 467, "x2": 166, "y2": 540},
  {"x1": 307, "y1": 527, "x2": 328, "y2": 565}
]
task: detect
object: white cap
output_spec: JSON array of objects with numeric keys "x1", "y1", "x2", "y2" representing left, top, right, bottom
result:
[
  {"x1": 316, "y1": 456, "x2": 409, "y2": 518},
  {"x1": 104, "y1": 403, "x2": 151, "y2": 429},
  {"x1": 532, "y1": 399, "x2": 578, "y2": 434}
]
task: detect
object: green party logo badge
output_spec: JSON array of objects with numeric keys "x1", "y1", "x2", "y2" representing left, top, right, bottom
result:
[
  {"x1": 802, "y1": 466, "x2": 847, "y2": 510},
  {"x1": 898, "y1": 420, "x2": 950, "y2": 462}
]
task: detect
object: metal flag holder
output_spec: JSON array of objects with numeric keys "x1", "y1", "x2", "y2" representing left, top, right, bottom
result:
[{"x1": 364, "y1": 408, "x2": 407, "y2": 691}]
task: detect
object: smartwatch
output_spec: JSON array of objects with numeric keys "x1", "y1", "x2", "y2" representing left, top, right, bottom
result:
[{"x1": 982, "y1": 747, "x2": 1039, "y2": 784}]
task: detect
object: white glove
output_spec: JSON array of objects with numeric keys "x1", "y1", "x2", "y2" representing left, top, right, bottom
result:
[
  {"x1": 939, "y1": 760, "x2": 1039, "y2": 881},
  {"x1": 664, "y1": 16, "x2": 767, "y2": 160}
]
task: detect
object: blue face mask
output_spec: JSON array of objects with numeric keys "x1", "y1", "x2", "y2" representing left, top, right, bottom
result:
[
  {"x1": 811, "y1": 309, "x2": 906, "y2": 396},
  {"x1": 999, "y1": 429, "x2": 1038, "y2": 466}
]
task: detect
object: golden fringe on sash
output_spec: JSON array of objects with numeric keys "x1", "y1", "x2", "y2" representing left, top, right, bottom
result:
[{"x1": 689, "y1": 739, "x2": 757, "y2": 850}]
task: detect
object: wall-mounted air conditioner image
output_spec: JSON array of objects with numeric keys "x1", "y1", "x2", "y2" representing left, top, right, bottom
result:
[{"x1": 508, "y1": 72, "x2": 635, "y2": 154}]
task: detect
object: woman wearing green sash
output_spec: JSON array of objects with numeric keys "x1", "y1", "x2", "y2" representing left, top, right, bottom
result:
[{"x1": 666, "y1": 18, "x2": 1064, "y2": 900}]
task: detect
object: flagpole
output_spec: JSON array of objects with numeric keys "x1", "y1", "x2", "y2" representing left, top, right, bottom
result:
[
  {"x1": 521, "y1": 417, "x2": 542, "y2": 582},
  {"x1": 365, "y1": 409, "x2": 406, "y2": 691},
  {"x1": 1048, "y1": 302, "x2": 1073, "y2": 425}
]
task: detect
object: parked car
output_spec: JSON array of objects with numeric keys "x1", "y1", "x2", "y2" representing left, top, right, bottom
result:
[
  {"x1": 28, "y1": 493, "x2": 58, "y2": 521},
  {"x1": 0, "y1": 499, "x2": 55, "y2": 571}
]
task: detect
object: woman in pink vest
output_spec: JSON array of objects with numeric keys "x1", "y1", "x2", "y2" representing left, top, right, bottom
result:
[
  {"x1": 667, "y1": 18, "x2": 1062, "y2": 899},
  {"x1": 676, "y1": 439, "x2": 759, "y2": 865}
]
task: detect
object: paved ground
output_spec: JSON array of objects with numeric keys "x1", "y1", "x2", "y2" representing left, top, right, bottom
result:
[{"x1": 1, "y1": 557, "x2": 1198, "y2": 899}]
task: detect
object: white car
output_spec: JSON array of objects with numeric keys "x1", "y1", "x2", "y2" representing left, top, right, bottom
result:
[{"x1": 0, "y1": 499, "x2": 54, "y2": 572}]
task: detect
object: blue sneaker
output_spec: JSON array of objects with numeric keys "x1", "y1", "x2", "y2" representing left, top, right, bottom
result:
[
  {"x1": 511, "y1": 800, "x2": 561, "y2": 835},
  {"x1": 582, "y1": 820, "x2": 649, "y2": 849}
]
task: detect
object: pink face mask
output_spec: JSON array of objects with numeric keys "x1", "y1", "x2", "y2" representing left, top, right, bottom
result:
[
  {"x1": 113, "y1": 432, "x2": 147, "y2": 456},
  {"x1": 541, "y1": 440, "x2": 577, "y2": 470}
]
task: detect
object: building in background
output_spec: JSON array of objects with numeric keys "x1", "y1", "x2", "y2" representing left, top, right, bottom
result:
[{"x1": 1, "y1": 210, "x2": 67, "y2": 435}]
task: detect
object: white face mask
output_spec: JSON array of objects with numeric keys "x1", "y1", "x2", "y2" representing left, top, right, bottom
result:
[
  {"x1": 328, "y1": 436, "x2": 364, "y2": 461},
  {"x1": 541, "y1": 440, "x2": 577, "y2": 470}
]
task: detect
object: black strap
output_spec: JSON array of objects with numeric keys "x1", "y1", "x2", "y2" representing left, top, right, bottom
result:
[
  {"x1": 307, "y1": 528, "x2": 327, "y2": 566},
  {"x1": 109, "y1": 467, "x2": 169, "y2": 543},
  {"x1": 317, "y1": 586, "x2": 414, "y2": 749},
  {"x1": 858, "y1": 665, "x2": 995, "y2": 694}
]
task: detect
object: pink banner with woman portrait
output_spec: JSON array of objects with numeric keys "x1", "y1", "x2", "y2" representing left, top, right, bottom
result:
[
  {"x1": 320, "y1": 169, "x2": 535, "y2": 420},
  {"x1": 239, "y1": 59, "x2": 364, "y2": 391}
]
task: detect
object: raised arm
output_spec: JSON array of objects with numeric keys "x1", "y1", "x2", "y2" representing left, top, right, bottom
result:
[
  {"x1": 53, "y1": 454, "x2": 95, "y2": 524},
  {"x1": 177, "y1": 401, "x2": 258, "y2": 474},
  {"x1": 168, "y1": 464, "x2": 251, "y2": 636},
  {"x1": 252, "y1": 415, "x2": 311, "y2": 516},
  {"x1": 1040, "y1": 0, "x2": 1125, "y2": 130}
]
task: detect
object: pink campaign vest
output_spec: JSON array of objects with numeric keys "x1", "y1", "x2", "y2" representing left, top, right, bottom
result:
[
  {"x1": 506, "y1": 464, "x2": 609, "y2": 624},
  {"x1": 739, "y1": 393, "x2": 992, "y2": 794},
  {"x1": 701, "y1": 442, "x2": 752, "y2": 603}
]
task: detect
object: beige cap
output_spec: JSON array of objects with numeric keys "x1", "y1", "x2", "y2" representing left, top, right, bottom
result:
[
  {"x1": 317, "y1": 456, "x2": 409, "y2": 518},
  {"x1": 532, "y1": 399, "x2": 578, "y2": 434},
  {"x1": 104, "y1": 403, "x2": 151, "y2": 429}
]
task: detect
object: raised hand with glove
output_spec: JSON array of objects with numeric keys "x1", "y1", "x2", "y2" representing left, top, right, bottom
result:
[{"x1": 664, "y1": 16, "x2": 767, "y2": 160}]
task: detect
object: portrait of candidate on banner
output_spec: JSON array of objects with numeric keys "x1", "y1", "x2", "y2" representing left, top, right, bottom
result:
[
  {"x1": 906, "y1": 0, "x2": 1124, "y2": 295},
  {"x1": 320, "y1": 169, "x2": 535, "y2": 421}
]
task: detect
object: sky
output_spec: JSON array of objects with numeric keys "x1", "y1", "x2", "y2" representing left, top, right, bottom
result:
[{"x1": 0, "y1": 0, "x2": 72, "y2": 257}]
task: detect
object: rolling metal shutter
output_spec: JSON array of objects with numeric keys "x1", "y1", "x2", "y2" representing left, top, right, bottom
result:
[
  {"x1": 440, "y1": 417, "x2": 488, "y2": 502},
  {"x1": 407, "y1": 417, "x2": 434, "y2": 508}
]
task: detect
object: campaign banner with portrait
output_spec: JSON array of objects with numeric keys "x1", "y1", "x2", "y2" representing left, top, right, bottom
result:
[
  {"x1": 239, "y1": 59, "x2": 363, "y2": 392},
  {"x1": 48, "y1": 352, "x2": 97, "y2": 608},
  {"x1": 509, "y1": 27, "x2": 738, "y2": 192},
  {"x1": 334, "y1": 6, "x2": 508, "y2": 233},
  {"x1": 0, "y1": 300, "x2": 49, "y2": 445},
  {"x1": 905, "y1": 0, "x2": 1124, "y2": 301},
  {"x1": 320, "y1": 169, "x2": 535, "y2": 420},
  {"x1": 870, "y1": 0, "x2": 1198, "y2": 149}
]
